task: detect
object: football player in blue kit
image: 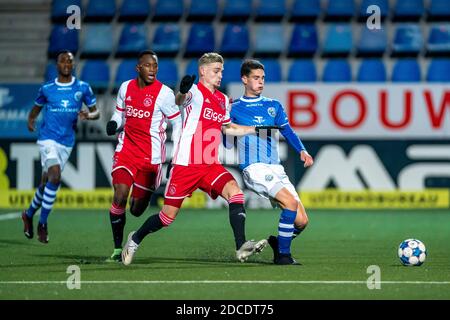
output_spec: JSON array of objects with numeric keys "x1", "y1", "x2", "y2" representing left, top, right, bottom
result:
[
  {"x1": 229, "y1": 59, "x2": 314, "y2": 265},
  {"x1": 21, "y1": 50, "x2": 99, "y2": 243}
]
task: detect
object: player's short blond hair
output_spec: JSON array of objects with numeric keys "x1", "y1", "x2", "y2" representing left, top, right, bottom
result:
[{"x1": 198, "y1": 52, "x2": 224, "y2": 67}]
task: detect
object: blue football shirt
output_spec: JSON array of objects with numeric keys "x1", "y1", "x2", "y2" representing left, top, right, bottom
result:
[
  {"x1": 34, "y1": 77, "x2": 96, "y2": 147},
  {"x1": 230, "y1": 96, "x2": 289, "y2": 170}
]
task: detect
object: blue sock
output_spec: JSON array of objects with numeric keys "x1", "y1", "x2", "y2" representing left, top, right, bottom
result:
[
  {"x1": 39, "y1": 182, "x2": 59, "y2": 225},
  {"x1": 26, "y1": 185, "x2": 45, "y2": 218},
  {"x1": 277, "y1": 208, "x2": 296, "y2": 254}
]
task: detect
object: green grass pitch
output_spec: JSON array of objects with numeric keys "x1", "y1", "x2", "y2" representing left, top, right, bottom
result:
[{"x1": 0, "y1": 208, "x2": 449, "y2": 300}]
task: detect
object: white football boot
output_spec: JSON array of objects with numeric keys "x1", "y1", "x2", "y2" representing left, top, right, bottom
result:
[
  {"x1": 122, "y1": 231, "x2": 139, "y2": 266},
  {"x1": 236, "y1": 239, "x2": 268, "y2": 262}
]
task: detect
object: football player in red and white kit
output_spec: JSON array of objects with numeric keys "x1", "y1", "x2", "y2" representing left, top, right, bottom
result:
[
  {"x1": 122, "y1": 53, "x2": 268, "y2": 265},
  {"x1": 105, "y1": 51, "x2": 182, "y2": 262}
]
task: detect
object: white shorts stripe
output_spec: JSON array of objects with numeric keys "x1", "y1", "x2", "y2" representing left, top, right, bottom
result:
[
  {"x1": 111, "y1": 166, "x2": 134, "y2": 177},
  {"x1": 211, "y1": 172, "x2": 228, "y2": 187},
  {"x1": 164, "y1": 195, "x2": 189, "y2": 199},
  {"x1": 134, "y1": 183, "x2": 152, "y2": 192}
]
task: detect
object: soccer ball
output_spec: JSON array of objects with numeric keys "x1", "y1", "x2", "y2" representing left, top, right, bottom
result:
[{"x1": 398, "y1": 239, "x2": 427, "y2": 266}]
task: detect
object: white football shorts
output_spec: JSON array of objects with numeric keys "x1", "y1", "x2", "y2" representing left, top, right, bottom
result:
[
  {"x1": 242, "y1": 163, "x2": 300, "y2": 202},
  {"x1": 37, "y1": 139, "x2": 73, "y2": 172}
]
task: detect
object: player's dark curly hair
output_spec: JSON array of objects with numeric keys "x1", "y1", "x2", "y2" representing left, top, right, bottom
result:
[
  {"x1": 55, "y1": 50, "x2": 73, "y2": 61},
  {"x1": 138, "y1": 50, "x2": 157, "y2": 59},
  {"x1": 240, "y1": 59, "x2": 264, "y2": 77}
]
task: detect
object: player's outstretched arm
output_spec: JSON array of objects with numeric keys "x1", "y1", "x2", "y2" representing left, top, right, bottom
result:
[
  {"x1": 175, "y1": 74, "x2": 196, "y2": 105},
  {"x1": 279, "y1": 123, "x2": 313, "y2": 167},
  {"x1": 79, "y1": 105, "x2": 100, "y2": 120},
  {"x1": 222, "y1": 123, "x2": 256, "y2": 136},
  {"x1": 254, "y1": 125, "x2": 281, "y2": 132},
  {"x1": 27, "y1": 105, "x2": 42, "y2": 132}
]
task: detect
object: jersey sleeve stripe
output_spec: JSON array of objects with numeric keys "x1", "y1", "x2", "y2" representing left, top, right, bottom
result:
[
  {"x1": 280, "y1": 122, "x2": 289, "y2": 127},
  {"x1": 167, "y1": 111, "x2": 181, "y2": 120},
  {"x1": 116, "y1": 105, "x2": 125, "y2": 111}
]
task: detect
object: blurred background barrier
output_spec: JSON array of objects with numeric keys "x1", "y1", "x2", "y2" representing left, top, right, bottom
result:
[
  {"x1": 1, "y1": 137, "x2": 449, "y2": 209},
  {"x1": 0, "y1": 0, "x2": 449, "y2": 209}
]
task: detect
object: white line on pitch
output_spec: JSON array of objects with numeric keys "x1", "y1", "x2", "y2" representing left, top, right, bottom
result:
[
  {"x1": 0, "y1": 280, "x2": 449, "y2": 285},
  {"x1": 0, "y1": 212, "x2": 20, "y2": 221},
  {"x1": 0, "y1": 212, "x2": 40, "y2": 221}
]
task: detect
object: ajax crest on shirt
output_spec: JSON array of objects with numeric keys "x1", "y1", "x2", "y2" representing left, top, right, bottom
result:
[{"x1": 144, "y1": 97, "x2": 153, "y2": 107}]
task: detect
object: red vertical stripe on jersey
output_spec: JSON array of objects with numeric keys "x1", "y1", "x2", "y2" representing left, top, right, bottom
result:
[{"x1": 158, "y1": 115, "x2": 166, "y2": 163}]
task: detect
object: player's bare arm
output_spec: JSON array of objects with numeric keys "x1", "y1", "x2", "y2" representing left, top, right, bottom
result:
[
  {"x1": 27, "y1": 105, "x2": 42, "y2": 132},
  {"x1": 78, "y1": 105, "x2": 100, "y2": 120},
  {"x1": 222, "y1": 122, "x2": 256, "y2": 136}
]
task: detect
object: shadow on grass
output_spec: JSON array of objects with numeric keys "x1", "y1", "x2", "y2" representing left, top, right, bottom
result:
[
  {"x1": 0, "y1": 261, "x2": 74, "y2": 270},
  {"x1": 28, "y1": 253, "x2": 274, "y2": 271},
  {"x1": 0, "y1": 239, "x2": 39, "y2": 247},
  {"x1": 389, "y1": 264, "x2": 410, "y2": 268},
  {"x1": 0, "y1": 253, "x2": 106, "y2": 270},
  {"x1": 32, "y1": 253, "x2": 110, "y2": 265}
]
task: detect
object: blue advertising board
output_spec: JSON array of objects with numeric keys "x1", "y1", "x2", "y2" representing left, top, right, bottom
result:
[{"x1": 0, "y1": 84, "x2": 40, "y2": 139}]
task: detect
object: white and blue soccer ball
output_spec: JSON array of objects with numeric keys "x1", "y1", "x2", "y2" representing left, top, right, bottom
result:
[{"x1": 398, "y1": 239, "x2": 427, "y2": 266}]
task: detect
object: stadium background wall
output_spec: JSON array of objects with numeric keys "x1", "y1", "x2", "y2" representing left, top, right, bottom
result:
[
  {"x1": 0, "y1": 139, "x2": 448, "y2": 209},
  {"x1": 1, "y1": 84, "x2": 449, "y2": 209}
]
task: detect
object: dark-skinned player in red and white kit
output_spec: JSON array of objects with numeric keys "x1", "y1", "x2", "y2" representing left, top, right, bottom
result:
[
  {"x1": 121, "y1": 53, "x2": 270, "y2": 265},
  {"x1": 105, "y1": 50, "x2": 182, "y2": 262}
]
